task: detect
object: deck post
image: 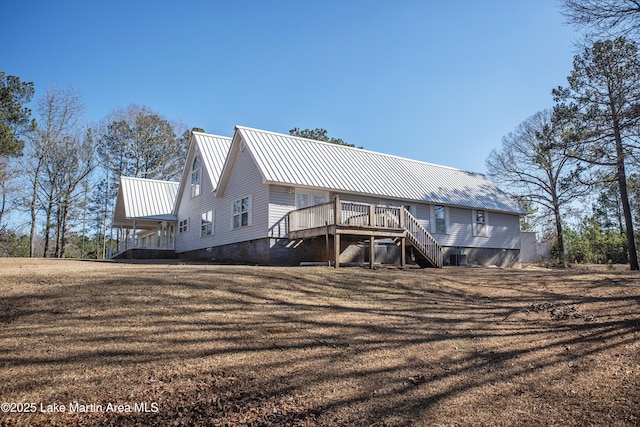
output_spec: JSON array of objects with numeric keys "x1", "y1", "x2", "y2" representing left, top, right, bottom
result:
[
  {"x1": 401, "y1": 237, "x2": 406, "y2": 267},
  {"x1": 369, "y1": 236, "x2": 375, "y2": 269},
  {"x1": 400, "y1": 205, "x2": 406, "y2": 229},
  {"x1": 369, "y1": 204, "x2": 375, "y2": 227},
  {"x1": 325, "y1": 221, "x2": 330, "y2": 266},
  {"x1": 334, "y1": 233, "x2": 340, "y2": 268},
  {"x1": 334, "y1": 195, "x2": 341, "y2": 225}
]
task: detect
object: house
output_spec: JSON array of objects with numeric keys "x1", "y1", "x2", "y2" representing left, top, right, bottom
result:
[{"x1": 112, "y1": 126, "x2": 524, "y2": 267}]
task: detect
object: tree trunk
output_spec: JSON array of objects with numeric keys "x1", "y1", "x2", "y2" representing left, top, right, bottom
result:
[
  {"x1": 29, "y1": 164, "x2": 41, "y2": 258},
  {"x1": 54, "y1": 203, "x2": 62, "y2": 258},
  {"x1": 43, "y1": 199, "x2": 53, "y2": 257},
  {"x1": 554, "y1": 204, "x2": 565, "y2": 266},
  {"x1": 59, "y1": 202, "x2": 68, "y2": 258},
  {"x1": 614, "y1": 128, "x2": 639, "y2": 270},
  {"x1": 0, "y1": 186, "x2": 5, "y2": 227}
]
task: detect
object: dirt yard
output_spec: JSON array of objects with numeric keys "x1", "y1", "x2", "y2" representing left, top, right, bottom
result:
[{"x1": 0, "y1": 259, "x2": 638, "y2": 426}]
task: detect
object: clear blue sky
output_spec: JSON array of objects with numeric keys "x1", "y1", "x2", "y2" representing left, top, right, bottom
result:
[{"x1": 3, "y1": 0, "x2": 577, "y2": 174}]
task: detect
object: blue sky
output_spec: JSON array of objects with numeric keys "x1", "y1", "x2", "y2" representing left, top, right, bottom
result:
[{"x1": 3, "y1": 0, "x2": 577, "y2": 174}]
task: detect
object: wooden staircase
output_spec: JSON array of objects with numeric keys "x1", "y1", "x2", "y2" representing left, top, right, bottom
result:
[
  {"x1": 402, "y1": 209, "x2": 443, "y2": 268},
  {"x1": 289, "y1": 198, "x2": 443, "y2": 268}
]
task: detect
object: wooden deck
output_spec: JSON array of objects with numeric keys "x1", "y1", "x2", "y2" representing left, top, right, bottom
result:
[{"x1": 289, "y1": 197, "x2": 443, "y2": 268}]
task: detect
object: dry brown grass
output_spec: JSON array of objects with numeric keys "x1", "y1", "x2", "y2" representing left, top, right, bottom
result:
[{"x1": 0, "y1": 259, "x2": 639, "y2": 426}]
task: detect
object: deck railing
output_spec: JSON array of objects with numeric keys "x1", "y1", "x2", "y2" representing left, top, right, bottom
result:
[
  {"x1": 115, "y1": 237, "x2": 175, "y2": 256},
  {"x1": 289, "y1": 197, "x2": 443, "y2": 267},
  {"x1": 290, "y1": 198, "x2": 404, "y2": 232},
  {"x1": 290, "y1": 201, "x2": 335, "y2": 231}
]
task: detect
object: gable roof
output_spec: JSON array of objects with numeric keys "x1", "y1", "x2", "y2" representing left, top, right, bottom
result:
[
  {"x1": 172, "y1": 131, "x2": 233, "y2": 215},
  {"x1": 112, "y1": 176, "x2": 180, "y2": 226},
  {"x1": 193, "y1": 131, "x2": 233, "y2": 190},
  {"x1": 219, "y1": 126, "x2": 523, "y2": 215}
]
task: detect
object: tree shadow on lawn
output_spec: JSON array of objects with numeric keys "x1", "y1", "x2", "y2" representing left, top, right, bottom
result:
[{"x1": 1, "y1": 265, "x2": 639, "y2": 426}]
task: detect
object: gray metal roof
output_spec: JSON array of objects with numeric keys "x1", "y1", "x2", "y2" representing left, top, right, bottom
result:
[
  {"x1": 170, "y1": 131, "x2": 233, "y2": 216},
  {"x1": 113, "y1": 176, "x2": 179, "y2": 224},
  {"x1": 236, "y1": 126, "x2": 524, "y2": 214},
  {"x1": 192, "y1": 131, "x2": 233, "y2": 190}
]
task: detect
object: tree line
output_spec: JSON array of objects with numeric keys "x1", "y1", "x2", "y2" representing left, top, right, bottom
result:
[
  {"x1": 0, "y1": 81, "x2": 190, "y2": 258},
  {"x1": 486, "y1": 0, "x2": 640, "y2": 270}
]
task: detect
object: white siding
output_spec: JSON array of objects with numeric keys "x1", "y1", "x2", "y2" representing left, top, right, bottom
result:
[
  {"x1": 433, "y1": 207, "x2": 520, "y2": 249},
  {"x1": 175, "y1": 142, "x2": 270, "y2": 252},
  {"x1": 269, "y1": 185, "x2": 295, "y2": 238},
  {"x1": 414, "y1": 203, "x2": 431, "y2": 231},
  {"x1": 175, "y1": 145, "x2": 218, "y2": 252},
  {"x1": 212, "y1": 144, "x2": 269, "y2": 246}
]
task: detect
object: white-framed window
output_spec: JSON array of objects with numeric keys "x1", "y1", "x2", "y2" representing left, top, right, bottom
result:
[
  {"x1": 191, "y1": 156, "x2": 201, "y2": 198},
  {"x1": 201, "y1": 210, "x2": 213, "y2": 237},
  {"x1": 295, "y1": 189, "x2": 327, "y2": 209},
  {"x1": 434, "y1": 205, "x2": 447, "y2": 234},
  {"x1": 179, "y1": 218, "x2": 189, "y2": 233},
  {"x1": 473, "y1": 210, "x2": 488, "y2": 237},
  {"x1": 233, "y1": 196, "x2": 251, "y2": 228}
]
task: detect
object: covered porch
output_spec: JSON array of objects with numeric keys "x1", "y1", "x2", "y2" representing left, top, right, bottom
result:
[
  {"x1": 110, "y1": 176, "x2": 180, "y2": 259},
  {"x1": 111, "y1": 215, "x2": 176, "y2": 258}
]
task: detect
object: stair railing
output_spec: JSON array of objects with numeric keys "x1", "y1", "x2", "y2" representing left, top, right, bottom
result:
[{"x1": 402, "y1": 208, "x2": 443, "y2": 268}]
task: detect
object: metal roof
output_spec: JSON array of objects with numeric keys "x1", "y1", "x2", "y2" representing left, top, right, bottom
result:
[
  {"x1": 236, "y1": 126, "x2": 524, "y2": 214},
  {"x1": 170, "y1": 132, "x2": 233, "y2": 216},
  {"x1": 113, "y1": 176, "x2": 180, "y2": 225},
  {"x1": 192, "y1": 131, "x2": 232, "y2": 190}
]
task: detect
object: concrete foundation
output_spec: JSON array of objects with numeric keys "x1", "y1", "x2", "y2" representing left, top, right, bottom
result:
[
  {"x1": 112, "y1": 249, "x2": 177, "y2": 260},
  {"x1": 441, "y1": 247, "x2": 520, "y2": 268},
  {"x1": 177, "y1": 238, "x2": 520, "y2": 268}
]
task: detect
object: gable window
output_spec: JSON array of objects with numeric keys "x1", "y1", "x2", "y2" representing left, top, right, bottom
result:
[
  {"x1": 191, "y1": 156, "x2": 201, "y2": 198},
  {"x1": 201, "y1": 210, "x2": 213, "y2": 237},
  {"x1": 233, "y1": 196, "x2": 251, "y2": 228},
  {"x1": 179, "y1": 218, "x2": 189, "y2": 233},
  {"x1": 474, "y1": 210, "x2": 488, "y2": 237},
  {"x1": 434, "y1": 205, "x2": 447, "y2": 234}
]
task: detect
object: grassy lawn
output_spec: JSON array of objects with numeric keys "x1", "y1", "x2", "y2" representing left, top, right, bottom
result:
[{"x1": 0, "y1": 259, "x2": 639, "y2": 426}]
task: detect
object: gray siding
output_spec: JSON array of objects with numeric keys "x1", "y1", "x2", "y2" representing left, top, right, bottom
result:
[
  {"x1": 414, "y1": 203, "x2": 431, "y2": 231},
  {"x1": 175, "y1": 143, "x2": 270, "y2": 253},
  {"x1": 269, "y1": 185, "x2": 295, "y2": 238},
  {"x1": 212, "y1": 144, "x2": 270, "y2": 246},
  {"x1": 435, "y1": 207, "x2": 520, "y2": 249},
  {"x1": 175, "y1": 145, "x2": 217, "y2": 253}
]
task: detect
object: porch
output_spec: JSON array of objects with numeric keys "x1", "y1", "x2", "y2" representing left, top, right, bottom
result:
[
  {"x1": 289, "y1": 196, "x2": 443, "y2": 268},
  {"x1": 110, "y1": 219, "x2": 176, "y2": 258}
]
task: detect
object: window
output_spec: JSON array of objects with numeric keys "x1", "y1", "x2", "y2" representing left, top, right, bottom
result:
[
  {"x1": 179, "y1": 219, "x2": 189, "y2": 233},
  {"x1": 474, "y1": 210, "x2": 487, "y2": 237},
  {"x1": 191, "y1": 156, "x2": 201, "y2": 198},
  {"x1": 233, "y1": 197, "x2": 250, "y2": 228},
  {"x1": 201, "y1": 210, "x2": 213, "y2": 237},
  {"x1": 435, "y1": 205, "x2": 447, "y2": 234},
  {"x1": 296, "y1": 190, "x2": 326, "y2": 209}
]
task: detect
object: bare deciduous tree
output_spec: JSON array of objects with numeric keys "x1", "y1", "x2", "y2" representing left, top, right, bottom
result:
[
  {"x1": 26, "y1": 85, "x2": 85, "y2": 257},
  {"x1": 561, "y1": 0, "x2": 640, "y2": 38},
  {"x1": 486, "y1": 110, "x2": 589, "y2": 265}
]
